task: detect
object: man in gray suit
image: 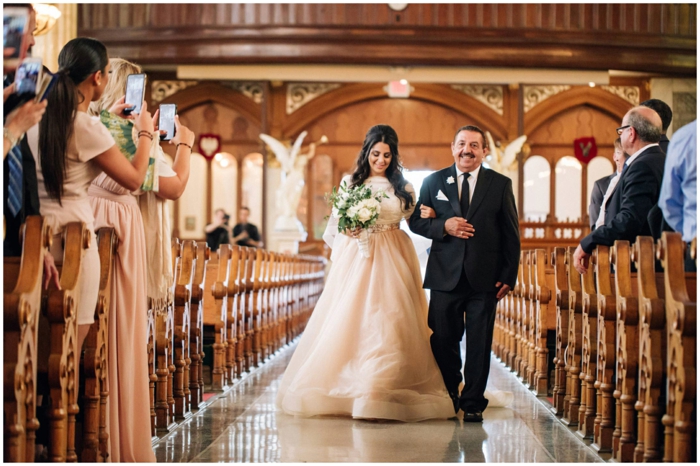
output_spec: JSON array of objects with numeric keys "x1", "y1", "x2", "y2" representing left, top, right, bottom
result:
[{"x1": 588, "y1": 138, "x2": 627, "y2": 229}]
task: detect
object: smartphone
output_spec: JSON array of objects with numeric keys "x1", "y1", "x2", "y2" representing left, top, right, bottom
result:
[
  {"x1": 158, "y1": 103, "x2": 177, "y2": 141},
  {"x1": 3, "y1": 7, "x2": 29, "y2": 70},
  {"x1": 14, "y1": 57, "x2": 42, "y2": 97},
  {"x1": 124, "y1": 73, "x2": 146, "y2": 115}
]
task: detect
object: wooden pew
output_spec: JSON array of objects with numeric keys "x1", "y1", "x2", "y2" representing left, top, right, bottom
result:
[
  {"x1": 591, "y1": 246, "x2": 616, "y2": 452},
  {"x1": 208, "y1": 245, "x2": 230, "y2": 391},
  {"x1": 39, "y1": 222, "x2": 90, "y2": 461},
  {"x1": 551, "y1": 247, "x2": 569, "y2": 416},
  {"x1": 610, "y1": 240, "x2": 639, "y2": 462},
  {"x1": 189, "y1": 242, "x2": 209, "y2": 411},
  {"x1": 242, "y1": 247, "x2": 256, "y2": 373},
  {"x1": 578, "y1": 253, "x2": 598, "y2": 439},
  {"x1": 563, "y1": 246, "x2": 583, "y2": 427},
  {"x1": 146, "y1": 295, "x2": 157, "y2": 439},
  {"x1": 252, "y1": 249, "x2": 264, "y2": 368},
  {"x1": 504, "y1": 258, "x2": 521, "y2": 370},
  {"x1": 234, "y1": 247, "x2": 248, "y2": 378},
  {"x1": 658, "y1": 232, "x2": 697, "y2": 463},
  {"x1": 155, "y1": 240, "x2": 178, "y2": 434},
  {"x1": 631, "y1": 236, "x2": 665, "y2": 462},
  {"x1": 80, "y1": 228, "x2": 117, "y2": 462},
  {"x1": 224, "y1": 245, "x2": 240, "y2": 383},
  {"x1": 524, "y1": 251, "x2": 537, "y2": 388},
  {"x1": 512, "y1": 253, "x2": 525, "y2": 376},
  {"x1": 532, "y1": 249, "x2": 555, "y2": 396},
  {"x1": 4, "y1": 216, "x2": 51, "y2": 462},
  {"x1": 172, "y1": 241, "x2": 195, "y2": 420}
]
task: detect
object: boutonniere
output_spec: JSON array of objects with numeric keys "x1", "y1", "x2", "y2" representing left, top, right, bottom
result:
[{"x1": 446, "y1": 176, "x2": 455, "y2": 184}]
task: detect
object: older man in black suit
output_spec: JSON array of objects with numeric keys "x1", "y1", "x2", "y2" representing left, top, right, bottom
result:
[
  {"x1": 574, "y1": 106, "x2": 665, "y2": 274},
  {"x1": 640, "y1": 98, "x2": 672, "y2": 153},
  {"x1": 409, "y1": 125, "x2": 520, "y2": 422},
  {"x1": 589, "y1": 138, "x2": 628, "y2": 229}
]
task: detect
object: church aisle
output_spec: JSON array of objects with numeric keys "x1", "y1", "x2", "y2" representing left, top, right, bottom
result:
[{"x1": 153, "y1": 345, "x2": 603, "y2": 463}]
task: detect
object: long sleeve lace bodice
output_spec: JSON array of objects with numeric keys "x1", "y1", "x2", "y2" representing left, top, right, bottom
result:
[{"x1": 323, "y1": 176, "x2": 416, "y2": 248}]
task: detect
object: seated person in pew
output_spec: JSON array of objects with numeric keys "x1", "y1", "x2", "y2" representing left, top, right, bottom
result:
[
  {"x1": 589, "y1": 137, "x2": 628, "y2": 230},
  {"x1": 573, "y1": 106, "x2": 665, "y2": 274},
  {"x1": 205, "y1": 208, "x2": 231, "y2": 251},
  {"x1": 658, "y1": 119, "x2": 696, "y2": 272},
  {"x1": 87, "y1": 57, "x2": 195, "y2": 462}
]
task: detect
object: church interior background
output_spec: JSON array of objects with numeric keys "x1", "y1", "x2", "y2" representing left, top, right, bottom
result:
[{"x1": 12, "y1": 2, "x2": 697, "y2": 463}]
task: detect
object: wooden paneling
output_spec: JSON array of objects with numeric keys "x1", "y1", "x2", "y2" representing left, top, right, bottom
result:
[{"x1": 78, "y1": 3, "x2": 695, "y2": 75}]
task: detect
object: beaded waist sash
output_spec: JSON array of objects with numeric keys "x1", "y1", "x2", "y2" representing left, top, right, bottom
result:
[{"x1": 367, "y1": 223, "x2": 400, "y2": 233}]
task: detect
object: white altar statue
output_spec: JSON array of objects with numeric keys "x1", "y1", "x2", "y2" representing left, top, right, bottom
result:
[
  {"x1": 485, "y1": 132, "x2": 527, "y2": 206},
  {"x1": 260, "y1": 131, "x2": 328, "y2": 233}
]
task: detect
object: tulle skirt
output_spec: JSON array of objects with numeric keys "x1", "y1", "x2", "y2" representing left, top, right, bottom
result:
[{"x1": 276, "y1": 228, "x2": 455, "y2": 422}]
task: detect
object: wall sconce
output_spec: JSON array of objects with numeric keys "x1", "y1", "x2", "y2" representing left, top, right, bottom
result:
[{"x1": 32, "y1": 3, "x2": 62, "y2": 36}]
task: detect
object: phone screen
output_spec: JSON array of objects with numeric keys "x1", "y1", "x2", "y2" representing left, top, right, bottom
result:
[
  {"x1": 15, "y1": 59, "x2": 41, "y2": 96},
  {"x1": 125, "y1": 73, "x2": 146, "y2": 115},
  {"x1": 3, "y1": 7, "x2": 29, "y2": 67},
  {"x1": 159, "y1": 104, "x2": 177, "y2": 141}
]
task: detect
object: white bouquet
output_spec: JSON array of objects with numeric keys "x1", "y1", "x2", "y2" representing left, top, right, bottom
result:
[{"x1": 326, "y1": 180, "x2": 388, "y2": 258}]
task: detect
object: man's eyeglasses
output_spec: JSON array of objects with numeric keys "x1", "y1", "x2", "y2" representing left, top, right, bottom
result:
[{"x1": 616, "y1": 125, "x2": 631, "y2": 135}]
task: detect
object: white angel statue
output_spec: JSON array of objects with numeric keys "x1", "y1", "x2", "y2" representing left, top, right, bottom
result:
[
  {"x1": 260, "y1": 131, "x2": 328, "y2": 232},
  {"x1": 485, "y1": 132, "x2": 527, "y2": 206}
]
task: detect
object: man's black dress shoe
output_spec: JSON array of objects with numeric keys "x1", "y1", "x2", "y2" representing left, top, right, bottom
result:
[{"x1": 463, "y1": 411, "x2": 483, "y2": 422}]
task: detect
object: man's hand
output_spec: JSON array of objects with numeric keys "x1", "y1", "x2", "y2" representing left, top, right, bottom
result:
[
  {"x1": 573, "y1": 244, "x2": 591, "y2": 274},
  {"x1": 43, "y1": 254, "x2": 61, "y2": 290},
  {"x1": 5, "y1": 99, "x2": 48, "y2": 136},
  {"x1": 495, "y1": 282, "x2": 511, "y2": 300},
  {"x1": 420, "y1": 205, "x2": 436, "y2": 219},
  {"x1": 444, "y1": 217, "x2": 475, "y2": 239}
]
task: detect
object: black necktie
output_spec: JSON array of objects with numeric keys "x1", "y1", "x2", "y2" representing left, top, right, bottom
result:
[{"x1": 460, "y1": 172, "x2": 470, "y2": 217}]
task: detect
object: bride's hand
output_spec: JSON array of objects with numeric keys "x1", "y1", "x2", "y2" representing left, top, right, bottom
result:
[
  {"x1": 345, "y1": 226, "x2": 362, "y2": 238},
  {"x1": 420, "y1": 205, "x2": 436, "y2": 219}
]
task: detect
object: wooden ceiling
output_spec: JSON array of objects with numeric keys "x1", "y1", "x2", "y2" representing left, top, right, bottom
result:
[{"x1": 78, "y1": 3, "x2": 696, "y2": 75}]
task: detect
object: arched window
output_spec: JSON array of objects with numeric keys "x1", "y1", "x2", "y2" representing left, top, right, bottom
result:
[
  {"x1": 555, "y1": 156, "x2": 582, "y2": 222},
  {"x1": 586, "y1": 156, "x2": 614, "y2": 207},
  {"x1": 178, "y1": 153, "x2": 208, "y2": 239},
  {"x1": 211, "y1": 152, "x2": 238, "y2": 220},
  {"x1": 523, "y1": 155, "x2": 550, "y2": 222},
  {"x1": 242, "y1": 153, "x2": 264, "y2": 231}
]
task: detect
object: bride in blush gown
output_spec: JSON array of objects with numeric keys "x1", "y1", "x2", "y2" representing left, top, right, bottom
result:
[{"x1": 276, "y1": 125, "x2": 455, "y2": 422}]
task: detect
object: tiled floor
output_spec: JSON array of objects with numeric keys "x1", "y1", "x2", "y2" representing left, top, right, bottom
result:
[{"x1": 153, "y1": 344, "x2": 604, "y2": 463}]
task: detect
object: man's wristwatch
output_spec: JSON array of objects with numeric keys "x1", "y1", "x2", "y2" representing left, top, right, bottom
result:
[{"x1": 4, "y1": 127, "x2": 19, "y2": 148}]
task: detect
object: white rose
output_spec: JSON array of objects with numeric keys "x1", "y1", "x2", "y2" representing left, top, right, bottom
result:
[
  {"x1": 337, "y1": 199, "x2": 346, "y2": 209},
  {"x1": 348, "y1": 205, "x2": 360, "y2": 217},
  {"x1": 331, "y1": 207, "x2": 340, "y2": 218},
  {"x1": 357, "y1": 207, "x2": 372, "y2": 222},
  {"x1": 365, "y1": 198, "x2": 380, "y2": 209}
]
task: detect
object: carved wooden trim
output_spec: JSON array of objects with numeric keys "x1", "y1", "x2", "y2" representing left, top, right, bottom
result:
[
  {"x1": 287, "y1": 83, "x2": 341, "y2": 114},
  {"x1": 282, "y1": 82, "x2": 508, "y2": 140},
  {"x1": 600, "y1": 86, "x2": 640, "y2": 106},
  {"x1": 523, "y1": 86, "x2": 571, "y2": 113},
  {"x1": 155, "y1": 82, "x2": 262, "y2": 127},
  {"x1": 524, "y1": 86, "x2": 630, "y2": 135},
  {"x1": 451, "y1": 84, "x2": 504, "y2": 115},
  {"x1": 151, "y1": 80, "x2": 199, "y2": 103}
]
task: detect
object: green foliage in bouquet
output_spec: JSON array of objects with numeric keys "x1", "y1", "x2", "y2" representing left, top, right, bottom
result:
[{"x1": 326, "y1": 181, "x2": 389, "y2": 233}]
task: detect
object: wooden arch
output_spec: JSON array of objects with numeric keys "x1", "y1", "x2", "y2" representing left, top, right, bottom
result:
[
  {"x1": 524, "y1": 86, "x2": 631, "y2": 136},
  {"x1": 282, "y1": 83, "x2": 508, "y2": 141},
  {"x1": 159, "y1": 82, "x2": 262, "y2": 127}
]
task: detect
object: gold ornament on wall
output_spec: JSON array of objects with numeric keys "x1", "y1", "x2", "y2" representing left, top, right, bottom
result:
[{"x1": 32, "y1": 3, "x2": 62, "y2": 36}]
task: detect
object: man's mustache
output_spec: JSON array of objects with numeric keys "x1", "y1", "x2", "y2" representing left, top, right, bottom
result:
[{"x1": 459, "y1": 152, "x2": 476, "y2": 158}]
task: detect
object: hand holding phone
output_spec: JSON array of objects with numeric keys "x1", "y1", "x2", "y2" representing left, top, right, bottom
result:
[
  {"x1": 158, "y1": 103, "x2": 177, "y2": 141},
  {"x1": 124, "y1": 73, "x2": 146, "y2": 115},
  {"x1": 3, "y1": 7, "x2": 29, "y2": 71},
  {"x1": 169, "y1": 115, "x2": 195, "y2": 148}
]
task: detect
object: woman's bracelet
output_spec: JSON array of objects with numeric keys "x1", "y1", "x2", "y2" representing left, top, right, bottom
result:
[
  {"x1": 138, "y1": 131, "x2": 154, "y2": 141},
  {"x1": 177, "y1": 142, "x2": 193, "y2": 151}
]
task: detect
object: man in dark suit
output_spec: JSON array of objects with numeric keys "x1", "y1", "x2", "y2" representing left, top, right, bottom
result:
[
  {"x1": 574, "y1": 106, "x2": 665, "y2": 274},
  {"x1": 589, "y1": 138, "x2": 627, "y2": 229},
  {"x1": 409, "y1": 125, "x2": 520, "y2": 422},
  {"x1": 640, "y1": 99, "x2": 673, "y2": 239}
]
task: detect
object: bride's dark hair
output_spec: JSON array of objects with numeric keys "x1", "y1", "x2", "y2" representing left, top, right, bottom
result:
[{"x1": 350, "y1": 124, "x2": 414, "y2": 210}]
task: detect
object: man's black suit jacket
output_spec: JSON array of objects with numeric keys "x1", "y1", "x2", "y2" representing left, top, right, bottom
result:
[
  {"x1": 409, "y1": 165, "x2": 520, "y2": 293},
  {"x1": 588, "y1": 173, "x2": 616, "y2": 230},
  {"x1": 580, "y1": 145, "x2": 666, "y2": 254}
]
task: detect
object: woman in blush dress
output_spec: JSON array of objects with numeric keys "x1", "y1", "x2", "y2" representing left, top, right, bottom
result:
[
  {"x1": 276, "y1": 125, "x2": 455, "y2": 422},
  {"x1": 88, "y1": 58, "x2": 194, "y2": 462}
]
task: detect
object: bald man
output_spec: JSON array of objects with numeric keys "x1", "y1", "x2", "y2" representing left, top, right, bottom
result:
[{"x1": 574, "y1": 106, "x2": 666, "y2": 273}]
